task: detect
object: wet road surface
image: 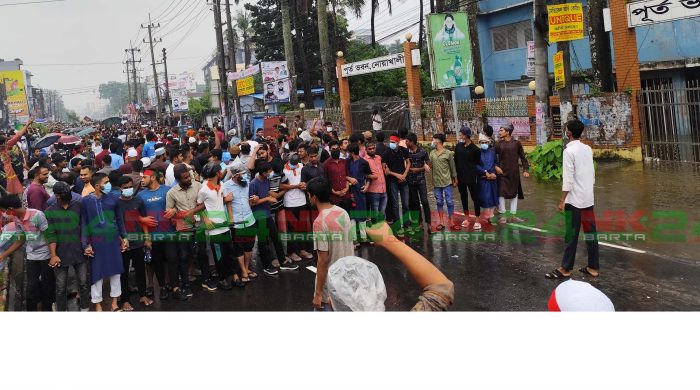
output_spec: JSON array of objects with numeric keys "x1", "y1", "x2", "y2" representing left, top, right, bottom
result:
[{"x1": 99, "y1": 161, "x2": 700, "y2": 311}]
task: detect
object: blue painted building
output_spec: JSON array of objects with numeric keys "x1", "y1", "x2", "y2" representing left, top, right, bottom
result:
[{"x1": 471, "y1": 0, "x2": 700, "y2": 98}]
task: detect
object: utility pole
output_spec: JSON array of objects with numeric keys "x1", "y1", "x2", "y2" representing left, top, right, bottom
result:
[
  {"x1": 225, "y1": 0, "x2": 241, "y2": 131},
  {"x1": 125, "y1": 43, "x2": 141, "y2": 105},
  {"x1": 143, "y1": 13, "x2": 163, "y2": 121},
  {"x1": 124, "y1": 61, "x2": 132, "y2": 106},
  {"x1": 588, "y1": 0, "x2": 613, "y2": 92},
  {"x1": 162, "y1": 48, "x2": 173, "y2": 115},
  {"x1": 533, "y1": 0, "x2": 551, "y2": 138},
  {"x1": 555, "y1": 0, "x2": 573, "y2": 119},
  {"x1": 213, "y1": 0, "x2": 230, "y2": 131},
  {"x1": 281, "y1": 0, "x2": 298, "y2": 108}
]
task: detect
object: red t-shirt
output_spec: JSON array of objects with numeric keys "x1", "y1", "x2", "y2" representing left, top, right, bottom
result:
[{"x1": 322, "y1": 158, "x2": 350, "y2": 204}]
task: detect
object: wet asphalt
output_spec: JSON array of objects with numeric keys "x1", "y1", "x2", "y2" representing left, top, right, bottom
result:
[{"x1": 83, "y1": 161, "x2": 700, "y2": 311}]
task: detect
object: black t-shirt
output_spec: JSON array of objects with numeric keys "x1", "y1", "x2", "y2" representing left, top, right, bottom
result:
[
  {"x1": 319, "y1": 148, "x2": 331, "y2": 164},
  {"x1": 382, "y1": 146, "x2": 409, "y2": 180},
  {"x1": 454, "y1": 142, "x2": 482, "y2": 184},
  {"x1": 301, "y1": 163, "x2": 325, "y2": 183},
  {"x1": 251, "y1": 157, "x2": 284, "y2": 177}
]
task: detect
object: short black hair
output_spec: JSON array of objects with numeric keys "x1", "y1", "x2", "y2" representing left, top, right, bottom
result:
[
  {"x1": 307, "y1": 177, "x2": 331, "y2": 203},
  {"x1": 406, "y1": 133, "x2": 418, "y2": 143},
  {"x1": 306, "y1": 145, "x2": 319, "y2": 155},
  {"x1": 118, "y1": 176, "x2": 133, "y2": 187},
  {"x1": 81, "y1": 159, "x2": 94, "y2": 168},
  {"x1": 168, "y1": 146, "x2": 182, "y2": 160},
  {"x1": 433, "y1": 133, "x2": 446, "y2": 144},
  {"x1": 398, "y1": 127, "x2": 409, "y2": 139},
  {"x1": 90, "y1": 172, "x2": 108, "y2": 188},
  {"x1": 102, "y1": 140, "x2": 110, "y2": 149},
  {"x1": 349, "y1": 133, "x2": 363, "y2": 144},
  {"x1": 210, "y1": 149, "x2": 222, "y2": 161},
  {"x1": 173, "y1": 163, "x2": 189, "y2": 181},
  {"x1": 566, "y1": 119, "x2": 585, "y2": 139},
  {"x1": 198, "y1": 142, "x2": 209, "y2": 153},
  {"x1": 328, "y1": 140, "x2": 339, "y2": 148},
  {"x1": 348, "y1": 144, "x2": 360, "y2": 156},
  {"x1": 108, "y1": 170, "x2": 123, "y2": 186},
  {"x1": 376, "y1": 132, "x2": 386, "y2": 142},
  {"x1": 131, "y1": 160, "x2": 143, "y2": 172},
  {"x1": 70, "y1": 157, "x2": 82, "y2": 167},
  {"x1": 0, "y1": 194, "x2": 22, "y2": 209},
  {"x1": 102, "y1": 154, "x2": 112, "y2": 164},
  {"x1": 240, "y1": 143, "x2": 251, "y2": 155},
  {"x1": 110, "y1": 143, "x2": 119, "y2": 153}
]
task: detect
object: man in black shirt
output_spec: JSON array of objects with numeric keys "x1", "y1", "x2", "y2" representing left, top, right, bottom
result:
[
  {"x1": 454, "y1": 126, "x2": 482, "y2": 230},
  {"x1": 405, "y1": 133, "x2": 431, "y2": 231},
  {"x1": 301, "y1": 145, "x2": 324, "y2": 183},
  {"x1": 382, "y1": 133, "x2": 410, "y2": 234}
]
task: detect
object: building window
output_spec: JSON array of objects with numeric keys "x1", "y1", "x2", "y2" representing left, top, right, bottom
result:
[
  {"x1": 491, "y1": 21, "x2": 533, "y2": 52},
  {"x1": 495, "y1": 80, "x2": 531, "y2": 98}
]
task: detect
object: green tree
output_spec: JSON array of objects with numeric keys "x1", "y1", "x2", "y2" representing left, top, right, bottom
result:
[
  {"x1": 66, "y1": 110, "x2": 79, "y2": 123},
  {"x1": 188, "y1": 88, "x2": 213, "y2": 127},
  {"x1": 235, "y1": 10, "x2": 254, "y2": 67},
  {"x1": 317, "y1": 0, "x2": 332, "y2": 103},
  {"x1": 98, "y1": 81, "x2": 130, "y2": 116}
]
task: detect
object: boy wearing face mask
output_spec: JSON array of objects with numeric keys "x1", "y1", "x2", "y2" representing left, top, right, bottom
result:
[
  {"x1": 428, "y1": 133, "x2": 458, "y2": 231},
  {"x1": 117, "y1": 176, "x2": 151, "y2": 310},
  {"x1": 382, "y1": 133, "x2": 411, "y2": 234},
  {"x1": 476, "y1": 130, "x2": 499, "y2": 224}
]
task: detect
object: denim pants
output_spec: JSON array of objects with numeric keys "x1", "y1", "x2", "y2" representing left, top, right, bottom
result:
[
  {"x1": 367, "y1": 192, "x2": 387, "y2": 222},
  {"x1": 434, "y1": 186, "x2": 455, "y2": 217},
  {"x1": 26, "y1": 259, "x2": 55, "y2": 312},
  {"x1": 54, "y1": 261, "x2": 90, "y2": 311},
  {"x1": 387, "y1": 180, "x2": 409, "y2": 227},
  {"x1": 408, "y1": 179, "x2": 431, "y2": 225}
]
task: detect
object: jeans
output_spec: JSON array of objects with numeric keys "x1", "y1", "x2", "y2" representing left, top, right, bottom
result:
[
  {"x1": 433, "y1": 186, "x2": 455, "y2": 218},
  {"x1": 284, "y1": 206, "x2": 312, "y2": 255},
  {"x1": 209, "y1": 231, "x2": 239, "y2": 280},
  {"x1": 408, "y1": 180, "x2": 431, "y2": 225},
  {"x1": 387, "y1": 180, "x2": 409, "y2": 227},
  {"x1": 149, "y1": 241, "x2": 176, "y2": 288},
  {"x1": 54, "y1": 261, "x2": 90, "y2": 311},
  {"x1": 457, "y1": 181, "x2": 480, "y2": 217},
  {"x1": 562, "y1": 204, "x2": 600, "y2": 271},
  {"x1": 120, "y1": 247, "x2": 146, "y2": 304},
  {"x1": 367, "y1": 192, "x2": 387, "y2": 222},
  {"x1": 91, "y1": 274, "x2": 121, "y2": 304},
  {"x1": 7, "y1": 247, "x2": 26, "y2": 311},
  {"x1": 25, "y1": 259, "x2": 55, "y2": 312}
]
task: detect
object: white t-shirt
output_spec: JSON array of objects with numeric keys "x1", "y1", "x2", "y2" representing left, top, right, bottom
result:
[
  {"x1": 165, "y1": 164, "x2": 176, "y2": 187},
  {"x1": 196, "y1": 182, "x2": 229, "y2": 236},
  {"x1": 283, "y1": 164, "x2": 307, "y2": 208},
  {"x1": 372, "y1": 114, "x2": 382, "y2": 131}
]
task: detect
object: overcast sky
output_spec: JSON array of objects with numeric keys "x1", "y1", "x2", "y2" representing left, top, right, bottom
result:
[{"x1": 0, "y1": 0, "x2": 423, "y2": 114}]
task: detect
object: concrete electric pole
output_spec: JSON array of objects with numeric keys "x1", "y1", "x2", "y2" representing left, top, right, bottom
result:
[
  {"x1": 143, "y1": 13, "x2": 163, "y2": 121},
  {"x1": 213, "y1": 0, "x2": 229, "y2": 131},
  {"x1": 162, "y1": 47, "x2": 173, "y2": 115}
]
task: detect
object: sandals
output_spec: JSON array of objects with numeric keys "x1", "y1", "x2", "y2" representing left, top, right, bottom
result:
[
  {"x1": 579, "y1": 267, "x2": 600, "y2": 278},
  {"x1": 248, "y1": 272, "x2": 259, "y2": 279},
  {"x1": 545, "y1": 269, "x2": 571, "y2": 279}
]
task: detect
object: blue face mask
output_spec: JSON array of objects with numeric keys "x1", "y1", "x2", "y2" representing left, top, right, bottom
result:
[
  {"x1": 431, "y1": 140, "x2": 437, "y2": 148},
  {"x1": 289, "y1": 164, "x2": 298, "y2": 170},
  {"x1": 103, "y1": 182, "x2": 112, "y2": 194},
  {"x1": 122, "y1": 188, "x2": 134, "y2": 198},
  {"x1": 480, "y1": 144, "x2": 489, "y2": 151},
  {"x1": 389, "y1": 142, "x2": 397, "y2": 150}
]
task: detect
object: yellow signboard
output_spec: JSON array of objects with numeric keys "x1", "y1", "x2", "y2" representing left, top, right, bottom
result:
[
  {"x1": 547, "y1": 2, "x2": 584, "y2": 43},
  {"x1": 554, "y1": 51, "x2": 565, "y2": 90},
  {"x1": 236, "y1": 76, "x2": 254, "y2": 96},
  {"x1": 0, "y1": 70, "x2": 30, "y2": 122}
]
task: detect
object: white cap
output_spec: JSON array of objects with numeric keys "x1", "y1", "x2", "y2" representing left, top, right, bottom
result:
[
  {"x1": 127, "y1": 148, "x2": 138, "y2": 158},
  {"x1": 188, "y1": 137, "x2": 196, "y2": 144},
  {"x1": 141, "y1": 157, "x2": 151, "y2": 168},
  {"x1": 154, "y1": 147, "x2": 166, "y2": 156}
]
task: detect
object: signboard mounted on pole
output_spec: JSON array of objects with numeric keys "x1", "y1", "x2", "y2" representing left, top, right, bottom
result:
[
  {"x1": 236, "y1": 76, "x2": 255, "y2": 96},
  {"x1": 426, "y1": 12, "x2": 475, "y2": 89},
  {"x1": 261, "y1": 61, "x2": 291, "y2": 104},
  {"x1": 547, "y1": 2, "x2": 584, "y2": 43},
  {"x1": 554, "y1": 51, "x2": 566, "y2": 89}
]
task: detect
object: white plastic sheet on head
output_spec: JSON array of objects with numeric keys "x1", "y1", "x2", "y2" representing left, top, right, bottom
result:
[{"x1": 327, "y1": 256, "x2": 387, "y2": 312}]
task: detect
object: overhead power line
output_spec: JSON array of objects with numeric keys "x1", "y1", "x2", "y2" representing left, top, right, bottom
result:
[{"x1": 0, "y1": 0, "x2": 65, "y2": 6}]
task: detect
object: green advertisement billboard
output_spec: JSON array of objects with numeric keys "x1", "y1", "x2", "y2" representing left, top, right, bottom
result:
[{"x1": 426, "y1": 12, "x2": 475, "y2": 90}]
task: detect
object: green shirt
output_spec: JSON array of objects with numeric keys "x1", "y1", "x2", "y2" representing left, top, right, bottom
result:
[{"x1": 429, "y1": 148, "x2": 457, "y2": 188}]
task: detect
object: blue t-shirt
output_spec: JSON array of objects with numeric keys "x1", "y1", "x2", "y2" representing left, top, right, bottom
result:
[
  {"x1": 110, "y1": 153, "x2": 124, "y2": 169},
  {"x1": 137, "y1": 184, "x2": 173, "y2": 233},
  {"x1": 248, "y1": 177, "x2": 271, "y2": 218},
  {"x1": 142, "y1": 141, "x2": 156, "y2": 158}
]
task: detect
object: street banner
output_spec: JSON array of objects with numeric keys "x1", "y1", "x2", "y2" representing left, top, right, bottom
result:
[
  {"x1": 526, "y1": 41, "x2": 536, "y2": 78},
  {"x1": 554, "y1": 51, "x2": 565, "y2": 89},
  {"x1": 341, "y1": 53, "x2": 406, "y2": 77},
  {"x1": 172, "y1": 89, "x2": 189, "y2": 112},
  {"x1": 261, "y1": 61, "x2": 291, "y2": 104},
  {"x1": 547, "y1": 2, "x2": 584, "y2": 42},
  {"x1": 236, "y1": 76, "x2": 255, "y2": 96},
  {"x1": 227, "y1": 64, "x2": 260, "y2": 81},
  {"x1": 487, "y1": 117, "x2": 531, "y2": 140},
  {"x1": 536, "y1": 102, "x2": 547, "y2": 145},
  {"x1": 426, "y1": 12, "x2": 475, "y2": 89},
  {"x1": 627, "y1": 0, "x2": 700, "y2": 27},
  {"x1": 165, "y1": 72, "x2": 196, "y2": 92},
  {"x1": 0, "y1": 70, "x2": 30, "y2": 123}
]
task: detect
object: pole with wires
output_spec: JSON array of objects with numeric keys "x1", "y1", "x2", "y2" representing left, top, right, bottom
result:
[{"x1": 143, "y1": 13, "x2": 163, "y2": 121}]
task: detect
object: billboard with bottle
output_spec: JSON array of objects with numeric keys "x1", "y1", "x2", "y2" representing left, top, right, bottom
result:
[{"x1": 426, "y1": 12, "x2": 475, "y2": 90}]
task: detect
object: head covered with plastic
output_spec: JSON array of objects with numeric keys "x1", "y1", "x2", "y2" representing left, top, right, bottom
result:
[{"x1": 326, "y1": 256, "x2": 387, "y2": 311}]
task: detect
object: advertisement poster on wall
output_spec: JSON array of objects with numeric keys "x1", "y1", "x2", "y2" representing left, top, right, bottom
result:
[
  {"x1": 426, "y1": 12, "x2": 475, "y2": 90},
  {"x1": 261, "y1": 61, "x2": 291, "y2": 104},
  {"x1": 487, "y1": 117, "x2": 531, "y2": 140},
  {"x1": 172, "y1": 89, "x2": 189, "y2": 112},
  {"x1": 0, "y1": 70, "x2": 30, "y2": 123}
]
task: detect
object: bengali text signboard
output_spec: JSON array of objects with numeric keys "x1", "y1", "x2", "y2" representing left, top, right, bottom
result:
[
  {"x1": 340, "y1": 53, "x2": 406, "y2": 77},
  {"x1": 627, "y1": 0, "x2": 700, "y2": 27},
  {"x1": 236, "y1": 76, "x2": 255, "y2": 96},
  {"x1": 554, "y1": 51, "x2": 566, "y2": 90},
  {"x1": 547, "y1": 3, "x2": 584, "y2": 43}
]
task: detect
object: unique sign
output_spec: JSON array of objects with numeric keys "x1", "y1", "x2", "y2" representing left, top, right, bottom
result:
[
  {"x1": 547, "y1": 2, "x2": 584, "y2": 42},
  {"x1": 236, "y1": 76, "x2": 255, "y2": 96},
  {"x1": 554, "y1": 51, "x2": 566, "y2": 90},
  {"x1": 426, "y1": 12, "x2": 475, "y2": 89},
  {"x1": 526, "y1": 41, "x2": 536, "y2": 78},
  {"x1": 340, "y1": 53, "x2": 406, "y2": 77},
  {"x1": 627, "y1": 0, "x2": 700, "y2": 27},
  {"x1": 227, "y1": 64, "x2": 260, "y2": 81}
]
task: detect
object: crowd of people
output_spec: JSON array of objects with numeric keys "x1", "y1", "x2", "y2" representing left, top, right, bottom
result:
[{"x1": 0, "y1": 111, "x2": 604, "y2": 312}]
